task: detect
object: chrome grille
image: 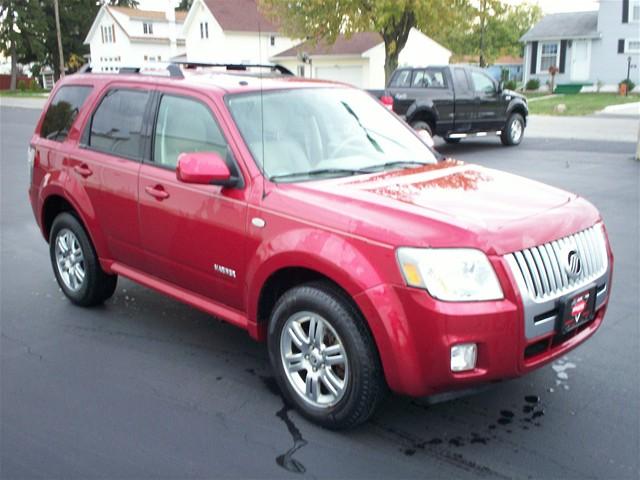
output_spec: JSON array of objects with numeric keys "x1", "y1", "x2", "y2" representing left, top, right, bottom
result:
[{"x1": 506, "y1": 224, "x2": 608, "y2": 301}]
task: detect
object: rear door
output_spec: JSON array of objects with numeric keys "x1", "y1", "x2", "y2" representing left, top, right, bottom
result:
[
  {"x1": 77, "y1": 86, "x2": 151, "y2": 269},
  {"x1": 450, "y1": 67, "x2": 475, "y2": 132},
  {"x1": 469, "y1": 69, "x2": 504, "y2": 131},
  {"x1": 137, "y1": 89, "x2": 248, "y2": 311}
]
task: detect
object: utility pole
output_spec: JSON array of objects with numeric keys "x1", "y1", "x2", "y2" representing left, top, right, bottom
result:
[
  {"x1": 53, "y1": 0, "x2": 65, "y2": 78},
  {"x1": 479, "y1": 0, "x2": 486, "y2": 68}
]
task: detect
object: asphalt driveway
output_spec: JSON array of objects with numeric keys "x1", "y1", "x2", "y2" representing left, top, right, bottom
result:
[{"x1": 1, "y1": 106, "x2": 638, "y2": 479}]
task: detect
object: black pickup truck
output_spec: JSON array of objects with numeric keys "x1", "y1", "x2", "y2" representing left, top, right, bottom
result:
[{"x1": 370, "y1": 65, "x2": 528, "y2": 146}]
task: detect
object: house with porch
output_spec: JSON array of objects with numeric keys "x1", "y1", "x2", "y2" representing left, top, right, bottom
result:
[{"x1": 521, "y1": 0, "x2": 640, "y2": 91}]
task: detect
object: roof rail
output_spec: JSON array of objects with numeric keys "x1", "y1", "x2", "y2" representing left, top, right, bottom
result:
[
  {"x1": 171, "y1": 60, "x2": 294, "y2": 76},
  {"x1": 116, "y1": 65, "x2": 185, "y2": 78}
]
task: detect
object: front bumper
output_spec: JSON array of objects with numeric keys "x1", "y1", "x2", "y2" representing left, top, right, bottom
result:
[{"x1": 353, "y1": 248, "x2": 612, "y2": 398}]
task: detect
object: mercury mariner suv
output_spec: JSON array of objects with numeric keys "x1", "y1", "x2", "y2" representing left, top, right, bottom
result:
[{"x1": 28, "y1": 63, "x2": 613, "y2": 429}]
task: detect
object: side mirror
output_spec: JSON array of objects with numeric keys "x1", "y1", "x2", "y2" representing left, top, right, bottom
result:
[{"x1": 176, "y1": 152, "x2": 237, "y2": 187}]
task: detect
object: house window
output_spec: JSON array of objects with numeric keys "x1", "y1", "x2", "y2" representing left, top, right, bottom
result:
[
  {"x1": 143, "y1": 22, "x2": 153, "y2": 35},
  {"x1": 270, "y1": 35, "x2": 275, "y2": 46},
  {"x1": 627, "y1": 39, "x2": 640, "y2": 53},
  {"x1": 200, "y1": 22, "x2": 209, "y2": 39},
  {"x1": 539, "y1": 42, "x2": 559, "y2": 73},
  {"x1": 101, "y1": 25, "x2": 115, "y2": 44},
  {"x1": 630, "y1": 0, "x2": 640, "y2": 22}
]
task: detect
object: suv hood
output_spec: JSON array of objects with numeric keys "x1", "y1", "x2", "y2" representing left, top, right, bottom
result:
[{"x1": 275, "y1": 161, "x2": 599, "y2": 254}]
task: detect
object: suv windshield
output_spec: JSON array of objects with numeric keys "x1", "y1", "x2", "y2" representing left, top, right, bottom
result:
[{"x1": 227, "y1": 88, "x2": 438, "y2": 182}]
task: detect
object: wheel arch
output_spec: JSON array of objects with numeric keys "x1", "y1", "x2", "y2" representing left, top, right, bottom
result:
[
  {"x1": 507, "y1": 100, "x2": 528, "y2": 126},
  {"x1": 407, "y1": 104, "x2": 437, "y2": 132}
]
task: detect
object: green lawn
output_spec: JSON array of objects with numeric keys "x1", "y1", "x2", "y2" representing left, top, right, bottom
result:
[
  {"x1": 527, "y1": 93, "x2": 639, "y2": 116},
  {"x1": 0, "y1": 90, "x2": 49, "y2": 98}
]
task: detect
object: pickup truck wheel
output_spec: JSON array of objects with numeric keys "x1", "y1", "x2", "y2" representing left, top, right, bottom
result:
[
  {"x1": 268, "y1": 282, "x2": 385, "y2": 429},
  {"x1": 50, "y1": 212, "x2": 117, "y2": 307},
  {"x1": 411, "y1": 120, "x2": 433, "y2": 137},
  {"x1": 501, "y1": 113, "x2": 525, "y2": 146}
]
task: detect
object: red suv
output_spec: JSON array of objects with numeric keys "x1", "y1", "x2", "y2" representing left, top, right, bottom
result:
[{"x1": 29, "y1": 64, "x2": 613, "y2": 429}]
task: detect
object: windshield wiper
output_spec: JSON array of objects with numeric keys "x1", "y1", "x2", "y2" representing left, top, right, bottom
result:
[
  {"x1": 359, "y1": 160, "x2": 430, "y2": 173},
  {"x1": 270, "y1": 168, "x2": 363, "y2": 182}
]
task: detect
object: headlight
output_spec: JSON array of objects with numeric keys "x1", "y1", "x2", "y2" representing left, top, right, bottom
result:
[{"x1": 396, "y1": 248, "x2": 503, "y2": 301}]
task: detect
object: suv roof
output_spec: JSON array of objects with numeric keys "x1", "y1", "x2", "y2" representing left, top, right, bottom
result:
[{"x1": 66, "y1": 63, "x2": 348, "y2": 95}]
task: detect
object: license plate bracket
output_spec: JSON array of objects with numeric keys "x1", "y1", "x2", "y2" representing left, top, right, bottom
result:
[{"x1": 558, "y1": 285, "x2": 597, "y2": 334}]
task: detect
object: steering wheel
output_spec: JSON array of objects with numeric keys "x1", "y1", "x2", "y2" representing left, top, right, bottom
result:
[{"x1": 328, "y1": 135, "x2": 363, "y2": 158}]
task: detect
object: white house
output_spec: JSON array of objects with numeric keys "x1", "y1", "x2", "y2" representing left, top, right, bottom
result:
[
  {"x1": 84, "y1": 2, "x2": 187, "y2": 73},
  {"x1": 271, "y1": 28, "x2": 452, "y2": 89},
  {"x1": 521, "y1": 0, "x2": 640, "y2": 91},
  {"x1": 182, "y1": 0, "x2": 296, "y2": 64}
]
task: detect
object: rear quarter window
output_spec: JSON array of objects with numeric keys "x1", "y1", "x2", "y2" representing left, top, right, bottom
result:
[
  {"x1": 389, "y1": 70, "x2": 412, "y2": 88},
  {"x1": 40, "y1": 85, "x2": 93, "y2": 141}
]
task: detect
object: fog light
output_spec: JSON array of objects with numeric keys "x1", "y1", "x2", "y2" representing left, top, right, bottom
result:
[{"x1": 450, "y1": 343, "x2": 477, "y2": 372}]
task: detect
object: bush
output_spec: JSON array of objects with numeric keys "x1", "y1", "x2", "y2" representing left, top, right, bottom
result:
[
  {"x1": 504, "y1": 80, "x2": 517, "y2": 90},
  {"x1": 29, "y1": 78, "x2": 41, "y2": 90},
  {"x1": 526, "y1": 79, "x2": 540, "y2": 91},
  {"x1": 619, "y1": 78, "x2": 636, "y2": 92},
  {"x1": 17, "y1": 79, "x2": 28, "y2": 91}
]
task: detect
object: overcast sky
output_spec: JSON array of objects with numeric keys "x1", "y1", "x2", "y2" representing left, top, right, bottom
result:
[{"x1": 505, "y1": 0, "x2": 600, "y2": 13}]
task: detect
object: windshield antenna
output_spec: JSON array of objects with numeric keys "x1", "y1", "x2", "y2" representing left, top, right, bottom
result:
[{"x1": 258, "y1": 20, "x2": 267, "y2": 199}]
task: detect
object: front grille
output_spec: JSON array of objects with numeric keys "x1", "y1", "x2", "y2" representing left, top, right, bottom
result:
[{"x1": 506, "y1": 224, "x2": 608, "y2": 301}]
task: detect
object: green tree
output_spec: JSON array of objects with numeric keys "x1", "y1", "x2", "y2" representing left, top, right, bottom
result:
[
  {"x1": 108, "y1": 0, "x2": 140, "y2": 7},
  {"x1": 176, "y1": 0, "x2": 193, "y2": 10},
  {"x1": 259, "y1": 0, "x2": 469, "y2": 83},
  {"x1": 0, "y1": 0, "x2": 47, "y2": 89},
  {"x1": 434, "y1": 0, "x2": 542, "y2": 66}
]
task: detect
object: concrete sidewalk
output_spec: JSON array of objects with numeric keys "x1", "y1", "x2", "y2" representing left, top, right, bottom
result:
[
  {"x1": 0, "y1": 96, "x2": 48, "y2": 110},
  {"x1": 596, "y1": 102, "x2": 640, "y2": 117},
  {"x1": 526, "y1": 114, "x2": 639, "y2": 143}
]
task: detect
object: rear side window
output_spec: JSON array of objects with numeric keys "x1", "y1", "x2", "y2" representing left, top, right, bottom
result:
[
  {"x1": 389, "y1": 70, "x2": 412, "y2": 88},
  {"x1": 89, "y1": 89, "x2": 150, "y2": 159},
  {"x1": 411, "y1": 68, "x2": 446, "y2": 88},
  {"x1": 40, "y1": 85, "x2": 92, "y2": 141},
  {"x1": 453, "y1": 68, "x2": 472, "y2": 93},
  {"x1": 153, "y1": 94, "x2": 227, "y2": 169}
]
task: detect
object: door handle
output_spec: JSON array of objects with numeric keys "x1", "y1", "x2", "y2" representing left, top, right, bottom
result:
[
  {"x1": 145, "y1": 185, "x2": 170, "y2": 200},
  {"x1": 73, "y1": 164, "x2": 93, "y2": 178}
]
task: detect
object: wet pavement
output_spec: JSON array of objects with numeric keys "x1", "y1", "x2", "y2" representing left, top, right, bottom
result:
[{"x1": 2, "y1": 106, "x2": 639, "y2": 479}]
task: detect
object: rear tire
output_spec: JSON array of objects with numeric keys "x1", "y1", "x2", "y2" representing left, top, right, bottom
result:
[
  {"x1": 267, "y1": 281, "x2": 385, "y2": 429},
  {"x1": 50, "y1": 212, "x2": 117, "y2": 307},
  {"x1": 501, "y1": 113, "x2": 525, "y2": 146}
]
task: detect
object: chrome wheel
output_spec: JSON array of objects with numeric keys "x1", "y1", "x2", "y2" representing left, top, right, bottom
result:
[
  {"x1": 510, "y1": 118, "x2": 523, "y2": 143},
  {"x1": 54, "y1": 228, "x2": 85, "y2": 292},
  {"x1": 280, "y1": 311, "x2": 349, "y2": 408}
]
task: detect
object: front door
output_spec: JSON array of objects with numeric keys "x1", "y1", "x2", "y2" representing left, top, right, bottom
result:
[
  {"x1": 138, "y1": 91, "x2": 248, "y2": 311},
  {"x1": 571, "y1": 40, "x2": 591, "y2": 82}
]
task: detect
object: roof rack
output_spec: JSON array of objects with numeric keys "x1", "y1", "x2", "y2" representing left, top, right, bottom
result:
[
  {"x1": 79, "y1": 62, "x2": 293, "y2": 79},
  {"x1": 172, "y1": 60, "x2": 294, "y2": 76}
]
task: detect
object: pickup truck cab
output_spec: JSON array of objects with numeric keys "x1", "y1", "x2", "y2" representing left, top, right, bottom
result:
[
  {"x1": 374, "y1": 65, "x2": 528, "y2": 146},
  {"x1": 29, "y1": 63, "x2": 611, "y2": 430}
]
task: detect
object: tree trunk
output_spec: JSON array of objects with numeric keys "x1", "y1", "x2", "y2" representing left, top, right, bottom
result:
[
  {"x1": 381, "y1": 9, "x2": 416, "y2": 86},
  {"x1": 53, "y1": 0, "x2": 65, "y2": 78},
  {"x1": 10, "y1": 39, "x2": 18, "y2": 91}
]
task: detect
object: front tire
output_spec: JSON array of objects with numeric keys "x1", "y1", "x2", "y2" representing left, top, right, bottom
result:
[
  {"x1": 501, "y1": 113, "x2": 525, "y2": 146},
  {"x1": 268, "y1": 282, "x2": 385, "y2": 429},
  {"x1": 50, "y1": 212, "x2": 117, "y2": 306}
]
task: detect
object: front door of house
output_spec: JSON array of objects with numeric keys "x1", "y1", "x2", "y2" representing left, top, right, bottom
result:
[{"x1": 571, "y1": 40, "x2": 590, "y2": 82}]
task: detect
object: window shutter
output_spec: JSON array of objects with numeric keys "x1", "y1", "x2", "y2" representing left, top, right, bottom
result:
[
  {"x1": 559, "y1": 40, "x2": 567, "y2": 73},
  {"x1": 530, "y1": 41, "x2": 538, "y2": 74},
  {"x1": 623, "y1": 0, "x2": 629, "y2": 23},
  {"x1": 112, "y1": 25, "x2": 115, "y2": 42},
  {"x1": 618, "y1": 39, "x2": 625, "y2": 53},
  {"x1": 101, "y1": 26, "x2": 105, "y2": 43}
]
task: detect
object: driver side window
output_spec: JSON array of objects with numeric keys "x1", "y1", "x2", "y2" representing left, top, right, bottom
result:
[
  {"x1": 471, "y1": 71, "x2": 496, "y2": 95},
  {"x1": 153, "y1": 94, "x2": 227, "y2": 169}
]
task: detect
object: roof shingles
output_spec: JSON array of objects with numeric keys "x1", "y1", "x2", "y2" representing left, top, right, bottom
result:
[
  {"x1": 520, "y1": 11, "x2": 599, "y2": 41},
  {"x1": 272, "y1": 32, "x2": 383, "y2": 58},
  {"x1": 203, "y1": 0, "x2": 277, "y2": 32}
]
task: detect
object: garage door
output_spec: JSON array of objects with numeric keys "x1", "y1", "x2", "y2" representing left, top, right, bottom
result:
[{"x1": 315, "y1": 65, "x2": 364, "y2": 88}]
